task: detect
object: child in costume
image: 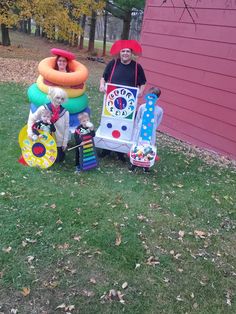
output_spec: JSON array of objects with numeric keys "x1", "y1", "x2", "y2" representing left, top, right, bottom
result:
[
  {"x1": 27, "y1": 87, "x2": 69, "y2": 162},
  {"x1": 129, "y1": 87, "x2": 163, "y2": 172},
  {"x1": 74, "y1": 112, "x2": 95, "y2": 173},
  {"x1": 31, "y1": 109, "x2": 56, "y2": 141}
]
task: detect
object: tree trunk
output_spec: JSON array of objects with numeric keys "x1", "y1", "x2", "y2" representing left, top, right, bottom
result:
[
  {"x1": 103, "y1": 10, "x2": 108, "y2": 56},
  {"x1": 1, "y1": 24, "x2": 11, "y2": 46},
  {"x1": 121, "y1": 10, "x2": 132, "y2": 40},
  {"x1": 23, "y1": 20, "x2": 28, "y2": 33},
  {"x1": 72, "y1": 33, "x2": 78, "y2": 47},
  {"x1": 88, "y1": 10, "x2": 97, "y2": 52},
  {"x1": 27, "y1": 18, "x2": 31, "y2": 34},
  {"x1": 79, "y1": 15, "x2": 86, "y2": 49},
  {"x1": 35, "y1": 24, "x2": 41, "y2": 36},
  {"x1": 19, "y1": 20, "x2": 24, "y2": 32}
]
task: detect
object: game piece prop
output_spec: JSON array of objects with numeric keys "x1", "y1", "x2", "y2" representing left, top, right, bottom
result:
[{"x1": 129, "y1": 93, "x2": 158, "y2": 169}]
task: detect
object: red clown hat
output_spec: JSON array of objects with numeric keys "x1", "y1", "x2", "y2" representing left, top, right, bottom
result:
[
  {"x1": 51, "y1": 48, "x2": 75, "y2": 60},
  {"x1": 110, "y1": 40, "x2": 142, "y2": 56}
]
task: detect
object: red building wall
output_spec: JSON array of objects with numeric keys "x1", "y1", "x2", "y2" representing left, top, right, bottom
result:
[{"x1": 139, "y1": 0, "x2": 236, "y2": 159}]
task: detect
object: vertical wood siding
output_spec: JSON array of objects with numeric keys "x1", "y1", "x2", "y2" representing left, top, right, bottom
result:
[{"x1": 139, "y1": 0, "x2": 236, "y2": 158}]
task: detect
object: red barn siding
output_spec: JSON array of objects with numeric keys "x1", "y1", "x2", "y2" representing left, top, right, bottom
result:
[{"x1": 139, "y1": 0, "x2": 236, "y2": 158}]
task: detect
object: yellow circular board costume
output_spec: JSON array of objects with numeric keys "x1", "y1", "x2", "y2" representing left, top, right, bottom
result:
[
  {"x1": 18, "y1": 124, "x2": 28, "y2": 148},
  {"x1": 19, "y1": 128, "x2": 57, "y2": 169}
]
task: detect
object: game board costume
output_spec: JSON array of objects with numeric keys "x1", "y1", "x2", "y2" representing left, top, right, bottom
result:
[{"x1": 28, "y1": 103, "x2": 69, "y2": 162}]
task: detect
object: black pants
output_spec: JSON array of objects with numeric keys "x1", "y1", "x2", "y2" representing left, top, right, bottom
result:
[
  {"x1": 56, "y1": 147, "x2": 65, "y2": 163},
  {"x1": 75, "y1": 147, "x2": 80, "y2": 167}
]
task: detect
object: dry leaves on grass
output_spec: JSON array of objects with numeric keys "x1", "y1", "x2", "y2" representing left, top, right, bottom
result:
[{"x1": 0, "y1": 57, "x2": 38, "y2": 85}]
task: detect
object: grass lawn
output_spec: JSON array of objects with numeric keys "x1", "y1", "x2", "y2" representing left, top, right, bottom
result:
[{"x1": 0, "y1": 84, "x2": 236, "y2": 312}]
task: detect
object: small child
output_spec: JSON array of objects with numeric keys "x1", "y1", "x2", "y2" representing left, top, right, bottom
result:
[
  {"x1": 27, "y1": 87, "x2": 69, "y2": 163},
  {"x1": 74, "y1": 112, "x2": 95, "y2": 173},
  {"x1": 31, "y1": 109, "x2": 56, "y2": 141},
  {"x1": 129, "y1": 87, "x2": 163, "y2": 172}
]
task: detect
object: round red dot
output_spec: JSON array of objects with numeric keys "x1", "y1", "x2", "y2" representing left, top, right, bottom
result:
[{"x1": 112, "y1": 130, "x2": 121, "y2": 138}]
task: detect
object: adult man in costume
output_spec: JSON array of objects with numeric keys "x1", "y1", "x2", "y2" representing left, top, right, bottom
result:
[{"x1": 99, "y1": 40, "x2": 147, "y2": 161}]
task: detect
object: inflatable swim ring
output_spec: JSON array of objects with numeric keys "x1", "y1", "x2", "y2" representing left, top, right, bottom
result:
[
  {"x1": 27, "y1": 84, "x2": 88, "y2": 114},
  {"x1": 38, "y1": 57, "x2": 89, "y2": 86},
  {"x1": 36, "y1": 75, "x2": 86, "y2": 98}
]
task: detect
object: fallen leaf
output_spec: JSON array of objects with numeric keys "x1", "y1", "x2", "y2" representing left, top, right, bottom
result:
[
  {"x1": 22, "y1": 240, "x2": 27, "y2": 247},
  {"x1": 25, "y1": 238, "x2": 37, "y2": 244},
  {"x1": 193, "y1": 303, "x2": 198, "y2": 309},
  {"x1": 178, "y1": 230, "x2": 185, "y2": 239},
  {"x1": 66, "y1": 305, "x2": 75, "y2": 311},
  {"x1": 149, "y1": 203, "x2": 160, "y2": 209},
  {"x1": 2, "y1": 246, "x2": 12, "y2": 253},
  {"x1": 89, "y1": 277, "x2": 97, "y2": 284},
  {"x1": 117, "y1": 290, "x2": 125, "y2": 304},
  {"x1": 122, "y1": 282, "x2": 128, "y2": 289},
  {"x1": 27, "y1": 255, "x2": 34, "y2": 263},
  {"x1": 57, "y1": 243, "x2": 70, "y2": 250},
  {"x1": 21, "y1": 287, "x2": 30, "y2": 297},
  {"x1": 146, "y1": 256, "x2": 160, "y2": 266},
  {"x1": 176, "y1": 295, "x2": 183, "y2": 301},
  {"x1": 163, "y1": 277, "x2": 170, "y2": 283},
  {"x1": 174, "y1": 253, "x2": 181, "y2": 260},
  {"x1": 194, "y1": 230, "x2": 206, "y2": 238},
  {"x1": 115, "y1": 233, "x2": 122, "y2": 246},
  {"x1": 73, "y1": 236, "x2": 81, "y2": 242},
  {"x1": 82, "y1": 289, "x2": 95, "y2": 297},
  {"x1": 137, "y1": 214, "x2": 147, "y2": 221},
  {"x1": 226, "y1": 290, "x2": 232, "y2": 306},
  {"x1": 56, "y1": 303, "x2": 66, "y2": 310}
]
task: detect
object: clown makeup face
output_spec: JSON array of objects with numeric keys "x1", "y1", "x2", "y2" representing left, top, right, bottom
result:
[
  {"x1": 120, "y1": 48, "x2": 132, "y2": 64},
  {"x1": 57, "y1": 56, "x2": 68, "y2": 72}
]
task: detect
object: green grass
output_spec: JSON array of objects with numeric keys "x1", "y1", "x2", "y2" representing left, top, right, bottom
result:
[{"x1": 0, "y1": 82, "x2": 236, "y2": 313}]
